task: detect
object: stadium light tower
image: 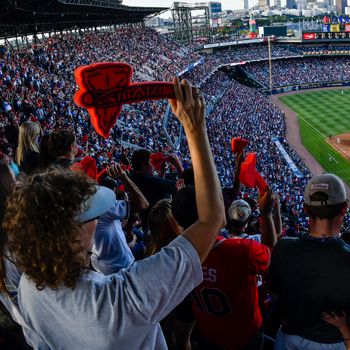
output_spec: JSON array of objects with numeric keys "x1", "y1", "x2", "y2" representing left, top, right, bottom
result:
[
  {"x1": 268, "y1": 36, "x2": 273, "y2": 94},
  {"x1": 171, "y1": 2, "x2": 211, "y2": 44}
]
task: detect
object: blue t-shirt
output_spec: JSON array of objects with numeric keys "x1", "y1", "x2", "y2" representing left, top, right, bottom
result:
[{"x1": 91, "y1": 200, "x2": 134, "y2": 275}]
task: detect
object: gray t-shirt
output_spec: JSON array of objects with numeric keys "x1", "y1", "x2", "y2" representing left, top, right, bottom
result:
[
  {"x1": 0, "y1": 257, "x2": 23, "y2": 326},
  {"x1": 0, "y1": 256, "x2": 48, "y2": 349},
  {"x1": 18, "y1": 235, "x2": 202, "y2": 350}
]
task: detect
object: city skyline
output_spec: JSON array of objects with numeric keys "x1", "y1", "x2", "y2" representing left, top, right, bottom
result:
[
  {"x1": 122, "y1": 1, "x2": 339, "y2": 14},
  {"x1": 123, "y1": 0, "x2": 261, "y2": 11}
]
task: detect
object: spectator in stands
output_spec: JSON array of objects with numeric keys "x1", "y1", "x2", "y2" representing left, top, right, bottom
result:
[
  {"x1": 147, "y1": 198, "x2": 180, "y2": 256},
  {"x1": 38, "y1": 133, "x2": 55, "y2": 169},
  {"x1": 4, "y1": 115, "x2": 19, "y2": 149},
  {"x1": 2, "y1": 78, "x2": 226, "y2": 349},
  {"x1": 47, "y1": 129, "x2": 78, "y2": 168},
  {"x1": 0, "y1": 157, "x2": 17, "y2": 301},
  {"x1": 284, "y1": 219, "x2": 299, "y2": 238},
  {"x1": 180, "y1": 167, "x2": 195, "y2": 187},
  {"x1": 123, "y1": 211, "x2": 146, "y2": 261},
  {"x1": 0, "y1": 157, "x2": 14, "y2": 228},
  {"x1": 91, "y1": 163, "x2": 149, "y2": 275},
  {"x1": 0, "y1": 126, "x2": 8, "y2": 153},
  {"x1": 270, "y1": 173, "x2": 350, "y2": 350},
  {"x1": 171, "y1": 185, "x2": 278, "y2": 350},
  {"x1": 130, "y1": 149, "x2": 183, "y2": 230},
  {"x1": 225, "y1": 199, "x2": 262, "y2": 242},
  {"x1": 2, "y1": 146, "x2": 19, "y2": 177},
  {"x1": 0, "y1": 156, "x2": 40, "y2": 349},
  {"x1": 16, "y1": 121, "x2": 42, "y2": 175},
  {"x1": 225, "y1": 194, "x2": 282, "y2": 240},
  {"x1": 147, "y1": 199, "x2": 193, "y2": 350}
]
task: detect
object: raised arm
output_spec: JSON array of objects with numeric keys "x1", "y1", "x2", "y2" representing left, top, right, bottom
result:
[
  {"x1": 258, "y1": 187, "x2": 277, "y2": 248},
  {"x1": 107, "y1": 163, "x2": 149, "y2": 212},
  {"x1": 232, "y1": 151, "x2": 244, "y2": 197},
  {"x1": 272, "y1": 193, "x2": 282, "y2": 239},
  {"x1": 167, "y1": 154, "x2": 184, "y2": 175},
  {"x1": 169, "y1": 77, "x2": 226, "y2": 262}
]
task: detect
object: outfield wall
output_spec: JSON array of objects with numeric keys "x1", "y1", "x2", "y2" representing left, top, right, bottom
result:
[{"x1": 266, "y1": 81, "x2": 350, "y2": 94}]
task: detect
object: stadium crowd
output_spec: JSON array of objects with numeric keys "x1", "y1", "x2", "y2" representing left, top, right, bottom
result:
[
  {"x1": 1, "y1": 27, "x2": 350, "y2": 350},
  {"x1": 301, "y1": 45, "x2": 350, "y2": 55},
  {"x1": 198, "y1": 75, "x2": 312, "y2": 228},
  {"x1": 230, "y1": 44, "x2": 299, "y2": 61},
  {"x1": 245, "y1": 56, "x2": 350, "y2": 87}
]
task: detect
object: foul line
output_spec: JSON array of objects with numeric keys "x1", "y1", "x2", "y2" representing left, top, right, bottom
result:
[
  {"x1": 272, "y1": 95, "x2": 336, "y2": 137},
  {"x1": 327, "y1": 153, "x2": 339, "y2": 164},
  {"x1": 296, "y1": 113, "x2": 328, "y2": 138}
]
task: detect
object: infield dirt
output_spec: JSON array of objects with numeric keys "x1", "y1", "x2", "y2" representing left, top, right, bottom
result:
[{"x1": 326, "y1": 133, "x2": 350, "y2": 161}]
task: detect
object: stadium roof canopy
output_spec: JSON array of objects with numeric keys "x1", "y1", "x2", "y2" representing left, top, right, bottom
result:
[{"x1": 1, "y1": 0, "x2": 167, "y2": 38}]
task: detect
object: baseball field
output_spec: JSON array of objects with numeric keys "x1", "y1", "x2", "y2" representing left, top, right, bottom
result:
[{"x1": 279, "y1": 89, "x2": 350, "y2": 186}]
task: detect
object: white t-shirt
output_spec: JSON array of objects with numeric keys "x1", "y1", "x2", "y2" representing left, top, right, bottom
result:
[{"x1": 18, "y1": 235, "x2": 202, "y2": 350}]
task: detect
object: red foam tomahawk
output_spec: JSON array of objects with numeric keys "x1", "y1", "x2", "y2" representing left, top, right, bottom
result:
[
  {"x1": 239, "y1": 153, "x2": 268, "y2": 193},
  {"x1": 231, "y1": 137, "x2": 249, "y2": 154},
  {"x1": 74, "y1": 62, "x2": 175, "y2": 138},
  {"x1": 150, "y1": 153, "x2": 170, "y2": 172}
]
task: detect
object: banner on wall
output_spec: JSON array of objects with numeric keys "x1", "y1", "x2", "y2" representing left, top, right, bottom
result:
[{"x1": 330, "y1": 24, "x2": 340, "y2": 32}]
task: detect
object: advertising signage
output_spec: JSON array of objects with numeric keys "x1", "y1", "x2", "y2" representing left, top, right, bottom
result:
[{"x1": 303, "y1": 31, "x2": 350, "y2": 41}]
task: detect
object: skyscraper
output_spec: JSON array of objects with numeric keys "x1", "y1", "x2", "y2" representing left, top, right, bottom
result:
[
  {"x1": 297, "y1": 0, "x2": 307, "y2": 10},
  {"x1": 336, "y1": 0, "x2": 347, "y2": 15},
  {"x1": 244, "y1": 0, "x2": 249, "y2": 10}
]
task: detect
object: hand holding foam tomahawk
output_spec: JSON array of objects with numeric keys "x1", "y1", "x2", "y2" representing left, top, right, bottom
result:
[
  {"x1": 231, "y1": 137, "x2": 249, "y2": 154},
  {"x1": 150, "y1": 153, "x2": 170, "y2": 172},
  {"x1": 74, "y1": 62, "x2": 176, "y2": 138},
  {"x1": 232, "y1": 137, "x2": 250, "y2": 195},
  {"x1": 239, "y1": 153, "x2": 268, "y2": 193}
]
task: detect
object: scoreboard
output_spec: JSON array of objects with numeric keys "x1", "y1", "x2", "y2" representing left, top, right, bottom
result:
[{"x1": 303, "y1": 31, "x2": 350, "y2": 41}]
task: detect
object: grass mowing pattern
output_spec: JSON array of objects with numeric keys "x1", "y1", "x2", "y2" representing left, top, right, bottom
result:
[{"x1": 279, "y1": 89, "x2": 350, "y2": 185}]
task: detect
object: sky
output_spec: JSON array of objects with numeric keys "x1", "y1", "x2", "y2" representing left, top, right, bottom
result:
[{"x1": 123, "y1": 0, "x2": 260, "y2": 11}]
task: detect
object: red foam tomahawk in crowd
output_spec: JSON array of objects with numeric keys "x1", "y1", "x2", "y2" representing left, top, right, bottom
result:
[
  {"x1": 74, "y1": 62, "x2": 176, "y2": 138},
  {"x1": 231, "y1": 137, "x2": 249, "y2": 154},
  {"x1": 239, "y1": 153, "x2": 268, "y2": 193},
  {"x1": 150, "y1": 153, "x2": 170, "y2": 172}
]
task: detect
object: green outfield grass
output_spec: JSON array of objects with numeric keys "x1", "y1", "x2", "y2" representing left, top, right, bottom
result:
[{"x1": 279, "y1": 89, "x2": 350, "y2": 185}]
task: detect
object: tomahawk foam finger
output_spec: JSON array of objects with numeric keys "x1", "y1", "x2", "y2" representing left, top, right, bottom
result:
[{"x1": 74, "y1": 62, "x2": 176, "y2": 138}]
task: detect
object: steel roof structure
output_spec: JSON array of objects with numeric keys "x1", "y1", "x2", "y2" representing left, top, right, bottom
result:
[{"x1": 1, "y1": 0, "x2": 167, "y2": 38}]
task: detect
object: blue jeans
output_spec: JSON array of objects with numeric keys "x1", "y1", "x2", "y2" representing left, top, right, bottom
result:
[{"x1": 274, "y1": 329, "x2": 346, "y2": 350}]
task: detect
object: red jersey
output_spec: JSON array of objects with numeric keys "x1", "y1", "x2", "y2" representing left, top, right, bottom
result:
[{"x1": 192, "y1": 237, "x2": 271, "y2": 350}]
